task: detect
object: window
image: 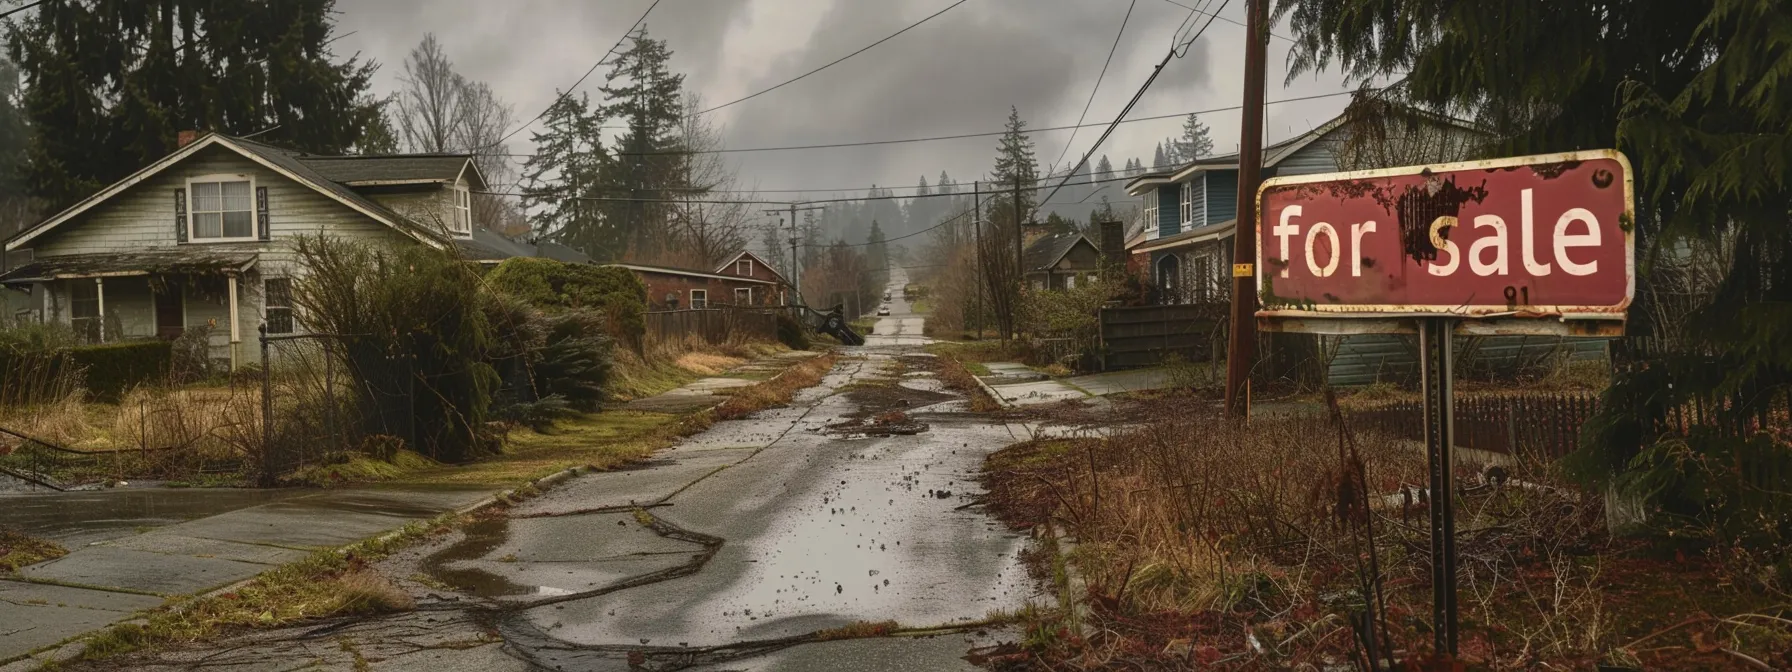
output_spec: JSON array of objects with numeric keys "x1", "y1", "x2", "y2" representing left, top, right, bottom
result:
[
  {"x1": 1156, "y1": 255, "x2": 1180, "y2": 304},
  {"x1": 1064, "y1": 274, "x2": 1077, "y2": 290},
  {"x1": 734, "y1": 287, "x2": 753, "y2": 305},
  {"x1": 264, "y1": 278, "x2": 294, "y2": 334},
  {"x1": 1180, "y1": 182, "x2": 1194, "y2": 227},
  {"x1": 736, "y1": 258, "x2": 754, "y2": 276},
  {"x1": 1142, "y1": 200, "x2": 1159, "y2": 240},
  {"x1": 70, "y1": 279, "x2": 100, "y2": 341},
  {"x1": 450, "y1": 187, "x2": 472, "y2": 236},
  {"x1": 690, "y1": 289, "x2": 707, "y2": 309},
  {"x1": 1190, "y1": 256, "x2": 1212, "y2": 302},
  {"x1": 189, "y1": 177, "x2": 255, "y2": 241},
  {"x1": 664, "y1": 292, "x2": 680, "y2": 310}
]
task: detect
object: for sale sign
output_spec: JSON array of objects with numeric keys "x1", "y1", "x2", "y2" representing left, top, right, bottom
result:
[{"x1": 1255, "y1": 150, "x2": 1633, "y2": 335}]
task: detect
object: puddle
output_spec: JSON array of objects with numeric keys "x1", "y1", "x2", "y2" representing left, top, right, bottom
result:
[{"x1": 421, "y1": 517, "x2": 533, "y2": 598}]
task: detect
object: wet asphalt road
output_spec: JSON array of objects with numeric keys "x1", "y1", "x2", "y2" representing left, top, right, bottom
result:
[{"x1": 71, "y1": 271, "x2": 1036, "y2": 672}]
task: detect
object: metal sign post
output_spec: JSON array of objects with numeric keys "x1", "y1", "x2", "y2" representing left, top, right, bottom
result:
[
  {"x1": 1252, "y1": 150, "x2": 1636, "y2": 659},
  {"x1": 1418, "y1": 317, "x2": 1458, "y2": 655}
]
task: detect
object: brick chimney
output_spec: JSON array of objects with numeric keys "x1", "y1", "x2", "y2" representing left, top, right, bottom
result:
[
  {"x1": 177, "y1": 130, "x2": 199, "y2": 148},
  {"x1": 1098, "y1": 220, "x2": 1125, "y2": 268}
]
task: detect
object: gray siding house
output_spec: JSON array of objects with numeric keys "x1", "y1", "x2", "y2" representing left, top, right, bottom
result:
[
  {"x1": 1022, "y1": 231, "x2": 1103, "y2": 291},
  {"x1": 0, "y1": 133, "x2": 504, "y2": 369}
]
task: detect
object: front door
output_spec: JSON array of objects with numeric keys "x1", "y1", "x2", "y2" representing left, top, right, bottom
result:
[{"x1": 155, "y1": 281, "x2": 184, "y2": 339}]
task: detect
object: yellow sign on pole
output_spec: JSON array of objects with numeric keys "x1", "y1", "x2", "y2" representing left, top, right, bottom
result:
[{"x1": 1232, "y1": 263, "x2": 1254, "y2": 278}]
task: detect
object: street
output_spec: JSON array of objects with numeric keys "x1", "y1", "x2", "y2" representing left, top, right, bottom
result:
[{"x1": 66, "y1": 270, "x2": 1033, "y2": 672}]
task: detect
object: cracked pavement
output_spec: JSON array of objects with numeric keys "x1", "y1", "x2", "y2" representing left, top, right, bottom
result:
[{"x1": 62, "y1": 270, "x2": 1037, "y2": 671}]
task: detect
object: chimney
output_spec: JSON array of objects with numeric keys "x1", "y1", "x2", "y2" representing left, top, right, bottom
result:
[
  {"x1": 177, "y1": 130, "x2": 199, "y2": 148},
  {"x1": 1099, "y1": 220, "x2": 1125, "y2": 268}
]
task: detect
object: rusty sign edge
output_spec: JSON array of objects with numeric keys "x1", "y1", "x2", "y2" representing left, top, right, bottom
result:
[{"x1": 1252, "y1": 149, "x2": 1635, "y2": 331}]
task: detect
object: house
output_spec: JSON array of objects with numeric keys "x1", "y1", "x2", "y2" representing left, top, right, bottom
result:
[
  {"x1": 712, "y1": 250, "x2": 793, "y2": 304},
  {"x1": 1116, "y1": 109, "x2": 1608, "y2": 383},
  {"x1": 1021, "y1": 230, "x2": 1103, "y2": 291},
  {"x1": 0, "y1": 132, "x2": 546, "y2": 369},
  {"x1": 611, "y1": 262, "x2": 782, "y2": 310}
]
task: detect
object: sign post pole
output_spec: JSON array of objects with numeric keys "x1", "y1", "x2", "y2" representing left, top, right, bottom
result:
[{"x1": 1418, "y1": 317, "x2": 1459, "y2": 656}]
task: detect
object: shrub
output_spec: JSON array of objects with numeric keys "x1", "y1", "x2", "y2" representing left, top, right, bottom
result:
[
  {"x1": 67, "y1": 340, "x2": 172, "y2": 402},
  {"x1": 484, "y1": 257, "x2": 647, "y2": 348},
  {"x1": 776, "y1": 313, "x2": 812, "y2": 350},
  {"x1": 291, "y1": 236, "x2": 499, "y2": 463},
  {"x1": 169, "y1": 324, "x2": 220, "y2": 384},
  {"x1": 484, "y1": 293, "x2": 615, "y2": 417}
]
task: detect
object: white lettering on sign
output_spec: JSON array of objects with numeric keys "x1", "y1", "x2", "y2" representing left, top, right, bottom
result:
[
  {"x1": 1274, "y1": 205, "x2": 1302, "y2": 278},
  {"x1": 1306, "y1": 222, "x2": 1340, "y2": 277},
  {"x1": 1350, "y1": 220, "x2": 1376, "y2": 277},
  {"x1": 1469, "y1": 214, "x2": 1509, "y2": 276},
  {"x1": 1426, "y1": 216, "x2": 1459, "y2": 277},
  {"x1": 1270, "y1": 186, "x2": 1610, "y2": 280},
  {"x1": 1555, "y1": 208, "x2": 1601, "y2": 276}
]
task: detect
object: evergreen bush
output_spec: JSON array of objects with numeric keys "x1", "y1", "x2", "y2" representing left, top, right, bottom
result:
[{"x1": 484, "y1": 257, "x2": 647, "y2": 348}]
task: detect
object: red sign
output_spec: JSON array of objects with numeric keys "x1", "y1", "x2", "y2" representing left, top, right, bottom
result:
[{"x1": 1255, "y1": 150, "x2": 1633, "y2": 330}]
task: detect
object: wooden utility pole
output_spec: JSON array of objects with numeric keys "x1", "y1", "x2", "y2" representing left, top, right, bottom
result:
[
  {"x1": 765, "y1": 204, "x2": 823, "y2": 306},
  {"x1": 1224, "y1": 0, "x2": 1269, "y2": 417},
  {"x1": 1011, "y1": 172, "x2": 1024, "y2": 341},
  {"x1": 973, "y1": 180, "x2": 983, "y2": 338}
]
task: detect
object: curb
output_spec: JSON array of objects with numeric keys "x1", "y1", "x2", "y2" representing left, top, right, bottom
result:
[{"x1": 971, "y1": 372, "x2": 1014, "y2": 410}]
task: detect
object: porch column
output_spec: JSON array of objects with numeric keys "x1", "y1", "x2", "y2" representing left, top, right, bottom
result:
[
  {"x1": 95, "y1": 277, "x2": 106, "y2": 342},
  {"x1": 227, "y1": 273, "x2": 241, "y2": 371}
]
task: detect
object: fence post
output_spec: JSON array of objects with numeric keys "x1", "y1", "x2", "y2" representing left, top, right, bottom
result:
[
  {"x1": 324, "y1": 338, "x2": 337, "y2": 459},
  {"x1": 258, "y1": 323, "x2": 274, "y2": 488}
]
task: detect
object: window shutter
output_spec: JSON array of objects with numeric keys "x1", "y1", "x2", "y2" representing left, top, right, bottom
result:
[
  {"x1": 174, "y1": 189, "x2": 187, "y2": 243},
  {"x1": 255, "y1": 187, "x2": 270, "y2": 241}
]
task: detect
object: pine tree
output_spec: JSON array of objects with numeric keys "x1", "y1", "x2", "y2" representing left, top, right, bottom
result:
[
  {"x1": 594, "y1": 28, "x2": 687, "y2": 260},
  {"x1": 867, "y1": 219, "x2": 888, "y2": 280},
  {"x1": 0, "y1": 52, "x2": 29, "y2": 230},
  {"x1": 519, "y1": 91, "x2": 605, "y2": 249},
  {"x1": 1176, "y1": 113, "x2": 1214, "y2": 161},
  {"x1": 1095, "y1": 154, "x2": 1114, "y2": 181},
  {"x1": 937, "y1": 170, "x2": 954, "y2": 195},
  {"x1": 991, "y1": 106, "x2": 1039, "y2": 224},
  {"x1": 6, "y1": 0, "x2": 383, "y2": 209},
  {"x1": 1152, "y1": 143, "x2": 1166, "y2": 170}
]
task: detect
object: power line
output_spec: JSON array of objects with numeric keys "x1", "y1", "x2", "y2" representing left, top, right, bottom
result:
[
  {"x1": 0, "y1": 0, "x2": 44, "y2": 20},
  {"x1": 482, "y1": 0, "x2": 661, "y2": 151},
  {"x1": 480, "y1": 89, "x2": 1359, "y2": 159},
  {"x1": 1049, "y1": 0, "x2": 1136, "y2": 173},
  {"x1": 474, "y1": 170, "x2": 1151, "y2": 206},
  {"x1": 1157, "y1": 0, "x2": 1294, "y2": 42},
  {"x1": 697, "y1": 0, "x2": 969, "y2": 115},
  {"x1": 1028, "y1": 0, "x2": 1231, "y2": 227}
]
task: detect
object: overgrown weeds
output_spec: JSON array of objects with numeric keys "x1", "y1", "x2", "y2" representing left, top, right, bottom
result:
[
  {"x1": 711, "y1": 353, "x2": 838, "y2": 421},
  {"x1": 0, "y1": 527, "x2": 68, "y2": 572},
  {"x1": 981, "y1": 393, "x2": 1792, "y2": 669}
]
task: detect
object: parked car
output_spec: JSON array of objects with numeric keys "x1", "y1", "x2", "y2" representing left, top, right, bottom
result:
[{"x1": 877, "y1": 306, "x2": 891, "y2": 316}]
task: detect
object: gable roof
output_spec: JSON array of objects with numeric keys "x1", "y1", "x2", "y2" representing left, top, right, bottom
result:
[
  {"x1": 1022, "y1": 231, "x2": 1098, "y2": 273},
  {"x1": 606, "y1": 262, "x2": 780, "y2": 285},
  {"x1": 6, "y1": 133, "x2": 458, "y2": 252},
  {"x1": 303, "y1": 154, "x2": 486, "y2": 189},
  {"x1": 713, "y1": 250, "x2": 789, "y2": 284}
]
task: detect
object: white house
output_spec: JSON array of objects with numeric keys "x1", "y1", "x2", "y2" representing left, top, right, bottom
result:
[{"x1": 0, "y1": 132, "x2": 508, "y2": 369}]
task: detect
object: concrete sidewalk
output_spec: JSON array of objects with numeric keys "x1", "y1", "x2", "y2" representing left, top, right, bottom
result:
[
  {"x1": 976, "y1": 363, "x2": 1177, "y2": 407},
  {"x1": 0, "y1": 350, "x2": 820, "y2": 668}
]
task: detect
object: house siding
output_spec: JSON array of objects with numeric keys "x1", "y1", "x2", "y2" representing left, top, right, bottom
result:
[
  {"x1": 1156, "y1": 187, "x2": 1179, "y2": 238},
  {"x1": 1185, "y1": 179, "x2": 1205, "y2": 232},
  {"x1": 1204, "y1": 171, "x2": 1238, "y2": 225},
  {"x1": 629, "y1": 268, "x2": 776, "y2": 310},
  {"x1": 1269, "y1": 137, "x2": 1340, "y2": 177}
]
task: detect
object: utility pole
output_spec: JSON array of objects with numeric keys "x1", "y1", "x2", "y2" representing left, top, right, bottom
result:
[
  {"x1": 973, "y1": 180, "x2": 983, "y2": 339},
  {"x1": 766, "y1": 203, "x2": 824, "y2": 307},
  {"x1": 1011, "y1": 172, "x2": 1024, "y2": 341},
  {"x1": 1225, "y1": 0, "x2": 1269, "y2": 417}
]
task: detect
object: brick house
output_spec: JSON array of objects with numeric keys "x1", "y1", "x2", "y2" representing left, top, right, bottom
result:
[
  {"x1": 713, "y1": 250, "x2": 791, "y2": 302},
  {"x1": 610, "y1": 262, "x2": 782, "y2": 310}
]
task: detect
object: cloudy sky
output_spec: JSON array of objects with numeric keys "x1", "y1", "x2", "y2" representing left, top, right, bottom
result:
[{"x1": 333, "y1": 0, "x2": 1381, "y2": 200}]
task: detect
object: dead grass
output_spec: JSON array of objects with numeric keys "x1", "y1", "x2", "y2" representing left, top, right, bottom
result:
[
  {"x1": 73, "y1": 513, "x2": 447, "y2": 664},
  {"x1": 929, "y1": 349, "x2": 1001, "y2": 413},
  {"x1": 814, "y1": 619, "x2": 900, "y2": 641},
  {"x1": 711, "y1": 353, "x2": 839, "y2": 421},
  {"x1": 980, "y1": 393, "x2": 1792, "y2": 669},
  {"x1": 0, "y1": 528, "x2": 68, "y2": 573},
  {"x1": 607, "y1": 334, "x2": 789, "y2": 400}
]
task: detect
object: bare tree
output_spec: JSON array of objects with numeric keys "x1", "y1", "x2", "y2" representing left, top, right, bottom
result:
[
  {"x1": 660, "y1": 94, "x2": 748, "y2": 268},
  {"x1": 392, "y1": 34, "x2": 522, "y2": 234}
]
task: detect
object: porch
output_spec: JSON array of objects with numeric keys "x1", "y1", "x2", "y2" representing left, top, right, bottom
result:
[{"x1": 0, "y1": 247, "x2": 273, "y2": 370}]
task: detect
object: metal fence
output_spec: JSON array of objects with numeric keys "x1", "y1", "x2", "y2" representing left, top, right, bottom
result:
[{"x1": 644, "y1": 307, "x2": 781, "y2": 346}]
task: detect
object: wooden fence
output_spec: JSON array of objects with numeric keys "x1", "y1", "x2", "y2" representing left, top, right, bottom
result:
[
  {"x1": 1346, "y1": 388, "x2": 1792, "y2": 463},
  {"x1": 644, "y1": 308, "x2": 780, "y2": 346},
  {"x1": 1098, "y1": 302, "x2": 1227, "y2": 370}
]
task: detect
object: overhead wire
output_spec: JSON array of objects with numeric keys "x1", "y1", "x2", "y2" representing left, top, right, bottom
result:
[
  {"x1": 696, "y1": 0, "x2": 970, "y2": 115},
  {"x1": 1048, "y1": 0, "x2": 1136, "y2": 173},
  {"x1": 480, "y1": 0, "x2": 661, "y2": 151}
]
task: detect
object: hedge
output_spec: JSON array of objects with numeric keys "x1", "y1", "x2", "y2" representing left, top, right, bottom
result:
[
  {"x1": 68, "y1": 340, "x2": 173, "y2": 401},
  {"x1": 484, "y1": 258, "x2": 647, "y2": 347}
]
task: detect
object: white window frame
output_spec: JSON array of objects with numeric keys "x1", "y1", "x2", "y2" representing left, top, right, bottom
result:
[
  {"x1": 1180, "y1": 181, "x2": 1194, "y2": 228},
  {"x1": 1142, "y1": 199, "x2": 1159, "y2": 241},
  {"x1": 449, "y1": 185, "x2": 473, "y2": 238},
  {"x1": 264, "y1": 277, "x2": 295, "y2": 335},
  {"x1": 186, "y1": 174, "x2": 258, "y2": 243},
  {"x1": 736, "y1": 258, "x2": 753, "y2": 276},
  {"x1": 690, "y1": 289, "x2": 708, "y2": 309},
  {"x1": 734, "y1": 287, "x2": 753, "y2": 305}
]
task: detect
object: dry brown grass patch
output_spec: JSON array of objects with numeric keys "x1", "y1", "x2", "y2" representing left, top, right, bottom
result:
[{"x1": 711, "y1": 353, "x2": 839, "y2": 421}]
